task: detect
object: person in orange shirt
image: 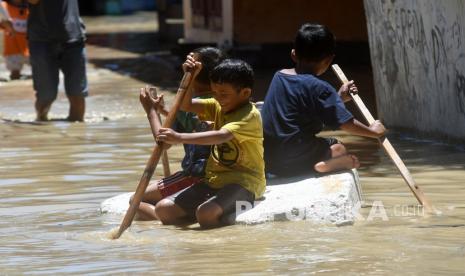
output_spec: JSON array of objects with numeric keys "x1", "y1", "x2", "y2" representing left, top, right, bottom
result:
[{"x1": 0, "y1": 0, "x2": 29, "y2": 80}]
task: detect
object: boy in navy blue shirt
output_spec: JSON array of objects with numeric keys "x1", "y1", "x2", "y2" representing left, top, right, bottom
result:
[{"x1": 261, "y1": 23, "x2": 386, "y2": 177}]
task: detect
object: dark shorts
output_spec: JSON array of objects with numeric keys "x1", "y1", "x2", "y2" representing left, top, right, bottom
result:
[
  {"x1": 29, "y1": 40, "x2": 88, "y2": 103},
  {"x1": 157, "y1": 171, "x2": 204, "y2": 198},
  {"x1": 312, "y1": 137, "x2": 340, "y2": 162},
  {"x1": 169, "y1": 183, "x2": 255, "y2": 222},
  {"x1": 265, "y1": 137, "x2": 339, "y2": 177}
]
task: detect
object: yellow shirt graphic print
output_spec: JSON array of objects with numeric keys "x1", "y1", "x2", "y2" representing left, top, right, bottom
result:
[
  {"x1": 197, "y1": 98, "x2": 266, "y2": 199},
  {"x1": 212, "y1": 140, "x2": 240, "y2": 167}
]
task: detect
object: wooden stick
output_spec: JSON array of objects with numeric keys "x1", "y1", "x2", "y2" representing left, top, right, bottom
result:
[
  {"x1": 111, "y1": 68, "x2": 198, "y2": 239},
  {"x1": 159, "y1": 113, "x2": 171, "y2": 177},
  {"x1": 331, "y1": 64, "x2": 433, "y2": 213},
  {"x1": 146, "y1": 87, "x2": 171, "y2": 177}
]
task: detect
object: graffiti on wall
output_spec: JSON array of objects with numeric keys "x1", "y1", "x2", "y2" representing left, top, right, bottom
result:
[
  {"x1": 364, "y1": 0, "x2": 465, "y2": 137},
  {"x1": 431, "y1": 20, "x2": 464, "y2": 101}
]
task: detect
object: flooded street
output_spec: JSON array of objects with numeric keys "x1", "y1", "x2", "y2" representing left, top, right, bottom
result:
[{"x1": 1, "y1": 12, "x2": 465, "y2": 275}]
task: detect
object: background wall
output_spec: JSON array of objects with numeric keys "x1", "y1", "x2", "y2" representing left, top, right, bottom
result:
[
  {"x1": 233, "y1": 0, "x2": 368, "y2": 44},
  {"x1": 364, "y1": 0, "x2": 465, "y2": 140}
]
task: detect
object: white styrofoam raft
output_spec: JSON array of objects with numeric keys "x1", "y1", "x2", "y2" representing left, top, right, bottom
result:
[{"x1": 101, "y1": 169, "x2": 362, "y2": 226}]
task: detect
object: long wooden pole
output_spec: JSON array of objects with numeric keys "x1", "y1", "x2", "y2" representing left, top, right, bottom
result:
[
  {"x1": 111, "y1": 68, "x2": 198, "y2": 239},
  {"x1": 159, "y1": 114, "x2": 171, "y2": 177},
  {"x1": 331, "y1": 64, "x2": 433, "y2": 213},
  {"x1": 146, "y1": 86, "x2": 171, "y2": 177}
]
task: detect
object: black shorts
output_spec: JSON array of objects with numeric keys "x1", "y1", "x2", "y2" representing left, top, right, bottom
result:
[
  {"x1": 169, "y1": 183, "x2": 255, "y2": 222},
  {"x1": 311, "y1": 137, "x2": 340, "y2": 163},
  {"x1": 266, "y1": 137, "x2": 339, "y2": 177}
]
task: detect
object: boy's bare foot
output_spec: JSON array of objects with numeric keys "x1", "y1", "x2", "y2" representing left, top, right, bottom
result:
[
  {"x1": 134, "y1": 202, "x2": 159, "y2": 221},
  {"x1": 35, "y1": 100, "x2": 52, "y2": 121},
  {"x1": 66, "y1": 116, "x2": 84, "y2": 122},
  {"x1": 67, "y1": 95, "x2": 85, "y2": 122},
  {"x1": 36, "y1": 114, "x2": 49, "y2": 121},
  {"x1": 314, "y1": 154, "x2": 360, "y2": 173}
]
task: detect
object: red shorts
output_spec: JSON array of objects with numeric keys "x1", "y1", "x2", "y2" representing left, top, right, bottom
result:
[{"x1": 157, "y1": 171, "x2": 204, "y2": 198}]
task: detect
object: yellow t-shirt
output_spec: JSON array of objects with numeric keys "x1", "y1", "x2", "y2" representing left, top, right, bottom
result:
[{"x1": 198, "y1": 98, "x2": 266, "y2": 199}]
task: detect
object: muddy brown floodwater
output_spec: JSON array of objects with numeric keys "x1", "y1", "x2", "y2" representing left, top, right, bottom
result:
[{"x1": 1, "y1": 11, "x2": 464, "y2": 275}]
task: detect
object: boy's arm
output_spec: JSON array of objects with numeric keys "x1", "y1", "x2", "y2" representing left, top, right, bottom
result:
[
  {"x1": 157, "y1": 128, "x2": 233, "y2": 145},
  {"x1": 0, "y1": 20, "x2": 14, "y2": 34},
  {"x1": 0, "y1": 4, "x2": 14, "y2": 33},
  {"x1": 147, "y1": 109, "x2": 162, "y2": 140},
  {"x1": 180, "y1": 52, "x2": 206, "y2": 114},
  {"x1": 0, "y1": 3, "x2": 9, "y2": 18},
  {"x1": 340, "y1": 118, "x2": 386, "y2": 139},
  {"x1": 180, "y1": 80, "x2": 205, "y2": 114}
]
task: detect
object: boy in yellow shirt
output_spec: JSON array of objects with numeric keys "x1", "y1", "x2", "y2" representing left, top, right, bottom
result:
[
  {"x1": 154, "y1": 57, "x2": 265, "y2": 228},
  {"x1": 132, "y1": 46, "x2": 224, "y2": 221}
]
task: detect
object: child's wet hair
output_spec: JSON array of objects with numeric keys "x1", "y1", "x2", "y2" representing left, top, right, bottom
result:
[
  {"x1": 294, "y1": 23, "x2": 335, "y2": 62},
  {"x1": 210, "y1": 59, "x2": 254, "y2": 90},
  {"x1": 193, "y1": 47, "x2": 225, "y2": 85}
]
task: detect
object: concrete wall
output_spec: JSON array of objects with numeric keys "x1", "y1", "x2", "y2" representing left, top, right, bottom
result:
[{"x1": 364, "y1": 0, "x2": 465, "y2": 140}]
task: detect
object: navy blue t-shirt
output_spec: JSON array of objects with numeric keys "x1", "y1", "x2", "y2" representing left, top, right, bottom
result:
[{"x1": 261, "y1": 71, "x2": 353, "y2": 175}]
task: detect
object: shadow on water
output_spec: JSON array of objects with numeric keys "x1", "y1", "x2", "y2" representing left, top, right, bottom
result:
[
  {"x1": 85, "y1": 37, "x2": 379, "y2": 107},
  {"x1": 87, "y1": 54, "x2": 182, "y2": 88},
  {"x1": 83, "y1": 25, "x2": 378, "y2": 107},
  {"x1": 327, "y1": 130, "x2": 465, "y2": 178},
  {"x1": 86, "y1": 32, "x2": 165, "y2": 54},
  {"x1": 85, "y1": 31, "x2": 183, "y2": 89}
]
